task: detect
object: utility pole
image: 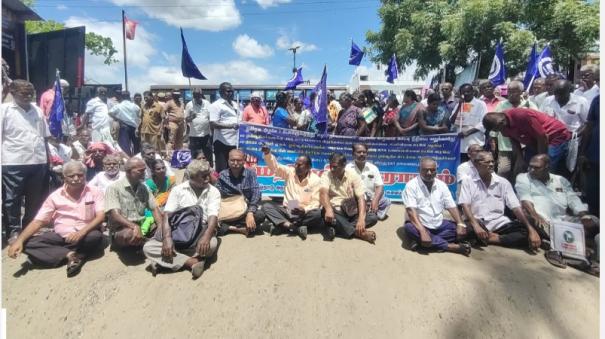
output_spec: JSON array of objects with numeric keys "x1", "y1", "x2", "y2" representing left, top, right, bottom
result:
[{"x1": 288, "y1": 45, "x2": 301, "y2": 73}]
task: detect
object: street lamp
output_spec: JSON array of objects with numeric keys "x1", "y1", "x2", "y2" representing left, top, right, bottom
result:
[{"x1": 288, "y1": 45, "x2": 301, "y2": 73}]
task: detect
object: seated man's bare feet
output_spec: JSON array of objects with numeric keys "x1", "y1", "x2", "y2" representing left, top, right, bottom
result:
[
  {"x1": 229, "y1": 226, "x2": 249, "y2": 236},
  {"x1": 357, "y1": 230, "x2": 376, "y2": 244}
]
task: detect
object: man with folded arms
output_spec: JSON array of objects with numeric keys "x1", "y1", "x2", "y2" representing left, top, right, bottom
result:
[
  {"x1": 261, "y1": 145, "x2": 322, "y2": 240},
  {"x1": 319, "y1": 153, "x2": 377, "y2": 243},
  {"x1": 402, "y1": 157, "x2": 470, "y2": 255},
  {"x1": 7, "y1": 161, "x2": 105, "y2": 277},
  {"x1": 458, "y1": 151, "x2": 541, "y2": 250},
  {"x1": 105, "y1": 157, "x2": 163, "y2": 249},
  {"x1": 143, "y1": 160, "x2": 220, "y2": 279}
]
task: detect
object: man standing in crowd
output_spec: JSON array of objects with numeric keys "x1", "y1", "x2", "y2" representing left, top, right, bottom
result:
[
  {"x1": 133, "y1": 93, "x2": 142, "y2": 108},
  {"x1": 109, "y1": 90, "x2": 140, "y2": 156},
  {"x1": 540, "y1": 80, "x2": 589, "y2": 134},
  {"x1": 1, "y1": 80, "x2": 50, "y2": 244},
  {"x1": 346, "y1": 143, "x2": 391, "y2": 220},
  {"x1": 402, "y1": 157, "x2": 470, "y2": 255},
  {"x1": 242, "y1": 91, "x2": 269, "y2": 125},
  {"x1": 451, "y1": 83, "x2": 488, "y2": 162},
  {"x1": 482, "y1": 108, "x2": 571, "y2": 176},
  {"x1": 83, "y1": 86, "x2": 113, "y2": 143},
  {"x1": 7, "y1": 161, "x2": 105, "y2": 277},
  {"x1": 209, "y1": 82, "x2": 239, "y2": 172},
  {"x1": 319, "y1": 153, "x2": 377, "y2": 243},
  {"x1": 458, "y1": 151, "x2": 541, "y2": 250},
  {"x1": 578, "y1": 95, "x2": 599, "y2": 216},
  {"x1": 440, "y1": 82, "x2": 456, "y2": 114},
  {"x1": 105, "y1": 157, "x2": 163, "y2": 249},
  {"x1": 140, "y1": 91, "x2": 165, "y2": 152},
  {"x1": 573, "y1": 64, "x2": 599, "y2": 103},
  {"x1": 479, "y1": 80, "x2": 502, "y2": 112},
  {"x1": 185, "y1": 89, "x2": 213, "y2": 165},
  {"x1": 491, "y1": 81, "x2": 537, "y2": 182},
  {"x1": 165, "y1": 91, "x2": 185, "y2": 152},
  {"x1": 39, "y1": 79, "x2": 69, "y2": 118},
  {"x1": 261, "y1": 145, "x2": 322, "y2": 240},
  {"x1": 529, "y1": 78, "x2": 547, "y2": 108},
  {"x1": 215, "y1": 149, "x2": 265, "y2": 236},
  {"x1": 143, "y1": 160, "x2": 220, "y2": 279}
]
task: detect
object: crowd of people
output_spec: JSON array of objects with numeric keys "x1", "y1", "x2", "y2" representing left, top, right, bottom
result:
[{"x1": 0, "y1": 62, "x2": 600, "y2": 278}]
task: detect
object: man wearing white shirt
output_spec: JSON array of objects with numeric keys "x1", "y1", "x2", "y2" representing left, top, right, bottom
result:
[
  {"x1": 1, "y1": 80, "x2": 51, "y2": 243},
  {"x1": 402, "y1": 157, "x2": 470, "y2": 255},
  {"x1": 540, "y1": 80, "x2": 589, "y2": 133},
  {"x1": 450, "y1": 83, "x2": 487, "y2": 162},
  {"x1": 83, "y1": 87, "x2": 113, "y2": 143},
  {"x1": 186, "y1": 89, "x2": 212, "y2": 166},
  {"x1": 456, "y1": 143, "x2": 482, "y2": 184},
  {"x1": 458, "y1": 151, "x2": 541, "y2": 250},
  {"x1": 109, "y1": 91, "x2": 141, "y2": 156},
  {"x1": 346, "y1": 143, "x2": 391, "y2": 220},
  {"x1": 143, "y1": 160, "x2": 220, "y2": 279},
  {"x1": 209, "y1": 82, "x2": 240, "y2": 172},
  {"x1": 573, "y1": 64, "x2": 599, "y2": 104}
]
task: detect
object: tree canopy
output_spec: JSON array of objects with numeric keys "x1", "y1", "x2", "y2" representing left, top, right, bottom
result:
[
  {"x1": 23, "y1": 0, "x2": 118, "y2": 65},
  {"x1": 366, "y1": 0, "x2": 600, "y2": 80}
]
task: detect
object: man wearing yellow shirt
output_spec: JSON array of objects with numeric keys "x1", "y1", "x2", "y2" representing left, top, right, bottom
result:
[
  {"x1": 319, "y1": 153, "x2": 378, "y2": 243},
  {"x1": 261, "y1": 145, "x2": 323, "y2": 240}
]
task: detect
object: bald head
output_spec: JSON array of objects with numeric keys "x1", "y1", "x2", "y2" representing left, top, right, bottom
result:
[
  {"x1": 553, "y1": 80, "x2": 572, "y2": 105},
  {"x1": 482, "y1": 112, "x2": 507, "y2": 132}
]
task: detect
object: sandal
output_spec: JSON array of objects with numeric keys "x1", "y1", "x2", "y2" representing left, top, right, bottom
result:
[
  {"x1": 545, "y1": 250, "x2": 567, "y2": 269},
  {"x1": 456, "y1": 242, "x2": 472, "y2": 257},
  {"x1": 66, "y1": 253, "x2": 84, "y2": 277}
]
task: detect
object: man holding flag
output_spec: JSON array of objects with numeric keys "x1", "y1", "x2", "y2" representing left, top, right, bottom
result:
[{"x1": 1, "y1": 80, "x2": 51, "y2": 244}]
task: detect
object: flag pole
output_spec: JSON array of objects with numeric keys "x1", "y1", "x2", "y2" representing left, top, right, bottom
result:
[{"x1": 122, "y1": 10, "x2": 129, "y2": 91}]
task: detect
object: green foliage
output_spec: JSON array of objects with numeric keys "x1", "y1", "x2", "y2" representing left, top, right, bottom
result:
[
  {"x1": 367, "y1": 0, "x2": 599, "y2": 79},
  {"x1": 23, "y1": 1, "x2": 118, "y2": 65}
]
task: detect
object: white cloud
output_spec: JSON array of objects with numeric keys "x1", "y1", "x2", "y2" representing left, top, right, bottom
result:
[
  {"x1": 111, "y1": 0, "x2": 241, "y2": 31},
  {"x1": 276, "y1": 34, "x2": 317, "y2": 53},
  {"x1": 232, "y1": 34, "x2": 274, "y2": 58},
  {"x1": 56, "y1": 4, "x2": 68, "y2": 10},
  {"x1": 254, "y1": 0, "x2": 291, "y2": 9},
  {"x1": 64, "y1": 16, "x2": 157, "y2": 90}
]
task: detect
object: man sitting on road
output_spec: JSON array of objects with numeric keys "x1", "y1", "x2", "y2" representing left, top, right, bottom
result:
[
  {"x1": 458, "y1": 151, "x2": 541, "y2": 250},
  {"x1": 456, "y1": 143, "x2": 482, "y2": 185},
  {"x1": 402, "y1": 157, "x2": 470, "y2": 255},
  {"x1": 319, "y1": 153, "x2": 377, "y2": 243},
  {"x1": 104, "y1": 157, "x2": 163, "y2": 249},
  {"x1": 143, "y1": 160, "x2": 220, "y2": 279},
  {"x1": 215, "y1": 149, "x2": 265, "y2": 237},
  {"x1": 261, "y1": 145, "x2": 322, "y2": 240},
  {"x1": 515, "y1": 154, "x2": 598, "y2": 266},
  {"x1": 346, "y1": 143, "x2": 391, "y2": 220},
  {"x1": 7, "y1": 161, "x2": 105, "y2": 277}
]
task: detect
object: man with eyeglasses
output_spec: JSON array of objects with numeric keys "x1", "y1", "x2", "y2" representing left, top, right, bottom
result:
[{"x1": 7, "y1": 161, "x2": 105, "y2": 277}]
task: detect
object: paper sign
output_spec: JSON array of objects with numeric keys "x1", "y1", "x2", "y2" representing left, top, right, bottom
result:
[{"x1": 550, "y1": 220, "x2": 587, "y2": 262}]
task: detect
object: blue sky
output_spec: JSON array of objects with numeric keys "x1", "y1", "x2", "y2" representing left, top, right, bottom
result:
[{"x1": 30, "y1": 0, "x2": 382, "y2": 93}]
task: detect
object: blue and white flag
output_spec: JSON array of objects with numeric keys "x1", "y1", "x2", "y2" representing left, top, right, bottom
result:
[
  {"x1": 48, "y1": 70, "x2": 65, "y2": 139},
  {"x1": 181, "y1": 28, "x2": 206, "y2": 80},
  {"x1": 285, "y1": 67, "x2": 304, "y2": 90},
  {"x1": 488, "y1": 40, "x2": 506, "y2": 86},
  {"x1": 349, "y1": 40, "x2": 364, "y2": 66},
  {"x1": 311, "y1": 65, "x2": 328, "y2": 125},
  {"x1": 535, "y1": 45, "x2": 560, "y2": 78},
  {"x1": 385, "y1": 54, "x2": 398, "y2": 83},
  {"x1": 523, "y1": 43, "x2": 537, "y2": 89}
]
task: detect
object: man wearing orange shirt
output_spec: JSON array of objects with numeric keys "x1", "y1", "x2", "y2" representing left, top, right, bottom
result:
[{"x1": 242, "y1": 91, "x2": 269, "y2": 125}]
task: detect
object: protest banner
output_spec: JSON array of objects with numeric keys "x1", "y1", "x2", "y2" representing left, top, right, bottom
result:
[{"x1": 238, "y1": 124, "x2": 461, "y2": 202}]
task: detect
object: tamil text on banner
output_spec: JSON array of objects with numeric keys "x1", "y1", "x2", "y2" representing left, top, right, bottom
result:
[{"x1": 238, "y1": 124, "x2": 461, "y2": 201}]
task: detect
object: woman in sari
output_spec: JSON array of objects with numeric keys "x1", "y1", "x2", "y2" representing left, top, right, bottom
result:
[
  {"x1": 417, "y1": 93, "x2": 451, "y2": 135},
  {"x1": 144, "y1": 159, "x2": 176, "y2": 209},
  {"x1": 393, "y1": 90, "x2": 422, "y2": 136},
  {"x1": 336, "y1": 92, "x2": 368, "y2": 136}
]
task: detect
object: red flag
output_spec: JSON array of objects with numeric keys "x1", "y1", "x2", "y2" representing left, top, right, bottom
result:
[{"x1": 124, "y1": 16, "x2": 138, "y2": 40}]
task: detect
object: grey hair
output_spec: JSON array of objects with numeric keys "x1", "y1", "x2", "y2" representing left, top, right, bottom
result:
[
  {"x1": 508, "y1": 80, "x2": 524, "y2": 92},
  {"x1": 419, "y1": 157, "x2": 438, "y2": 168},
  {"x1": 186, "y1": 160, "x2": 211, "y2": 178},
  {"x1": 580, "y1": 64, "x2": 600, "y2": 75},
  {"x1": 63, "y1": 160, "x2": 87, "y2": 176}
]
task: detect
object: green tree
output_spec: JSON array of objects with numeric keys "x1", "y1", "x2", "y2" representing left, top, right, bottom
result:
[
  {"x1": 367, "y1": 0, "x2": 599, "y2": 80},
  {"x1": 23, "y1": 1, "x2": 118, "y2": 65}
]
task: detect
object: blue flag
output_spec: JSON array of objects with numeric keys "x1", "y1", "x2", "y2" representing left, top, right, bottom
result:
[
  {"x1": 180, "y1": 28, "x2": 206, "y2": 80},
  {"x1": 311, "y1": 65, "x2": 328, "y2": 125},
  {"x1": 48, "y1": 70, "x2": 65, "y2": 139},
  {"x1": 349, "y1": 40, "x2": 364, "y2": 66},
  {"x1": 385, "y1": 54, "x2": 398, "y2": 83},
  {"x1": 523, "y1": 43, "x2": 537, "y2": 89},
  {"x1": 488, "y1": 40, "x2": 506, "y2": 86},
  {"x1": 285, "y1": 67, "x2": 304, "y2": 90},
  {"x1": 527, "y1": 45, "x2": 563, "y2": 90}
]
